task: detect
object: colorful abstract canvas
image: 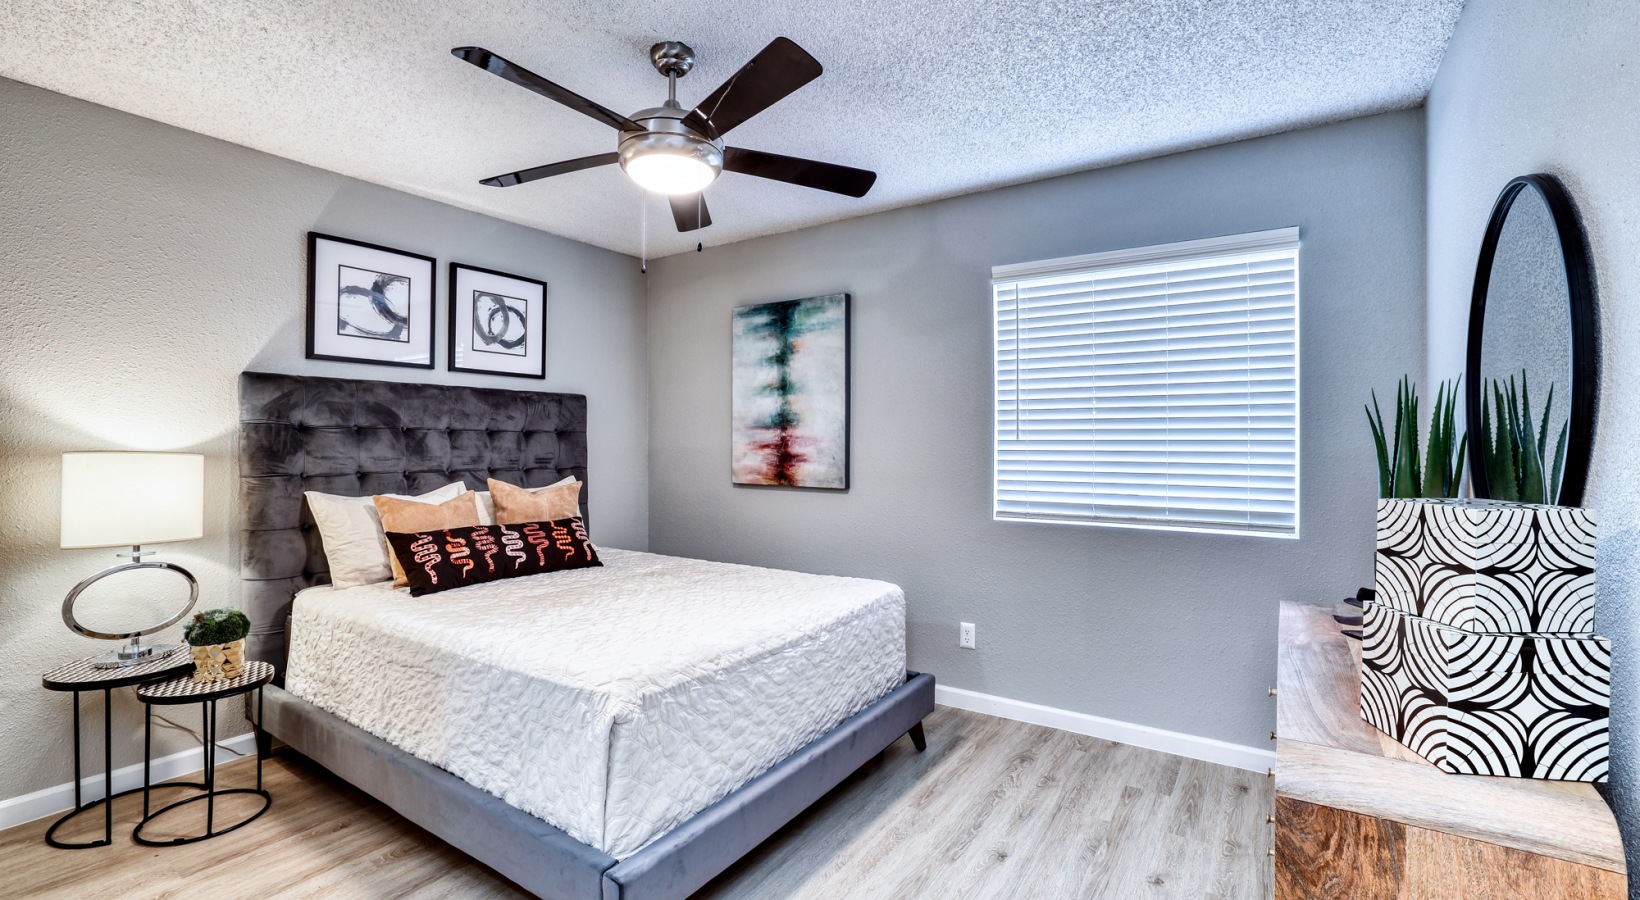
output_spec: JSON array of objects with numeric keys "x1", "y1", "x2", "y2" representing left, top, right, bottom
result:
[{"x1": 731, "y1": 294, "x2": 850, "y2": 489}]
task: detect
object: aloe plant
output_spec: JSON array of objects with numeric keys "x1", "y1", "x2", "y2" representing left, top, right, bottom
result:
[
  {"x1": 1366, "y1": 376, "x2": 1466, "y2": 499},
  {"x1": 1479, "y1": 370, "x2": 1567, "y2": 503}
]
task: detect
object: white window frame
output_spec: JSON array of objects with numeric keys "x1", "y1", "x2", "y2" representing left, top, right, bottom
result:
[{"x1": 992, "y1": 227, "x2": 1301, "y2": 539}]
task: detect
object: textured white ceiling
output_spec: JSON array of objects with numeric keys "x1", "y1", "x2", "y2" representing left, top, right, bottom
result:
[{"x1": 0, "y1": 1, "x2": 1463, "y2": 258}]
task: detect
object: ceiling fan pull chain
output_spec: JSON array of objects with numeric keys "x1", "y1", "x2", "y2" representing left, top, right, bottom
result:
[
  {"x1": 697, "y1": 194, "x2": 704, "y2": 252},
  {"x1": 640, "y1": 191, "x2": 649, "y2": 273}
]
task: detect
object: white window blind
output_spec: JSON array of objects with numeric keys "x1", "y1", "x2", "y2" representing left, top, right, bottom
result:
[{"x1": 993, "y1": 228, "x2": 1300, "y2": 537}]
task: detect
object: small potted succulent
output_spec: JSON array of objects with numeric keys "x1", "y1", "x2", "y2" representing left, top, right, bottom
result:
[{"x1": 184, "y1": 608, "x2": 251, "y2": 683}]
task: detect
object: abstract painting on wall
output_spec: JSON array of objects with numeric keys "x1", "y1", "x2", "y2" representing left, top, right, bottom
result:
[
  {"x1": 731, "y1": 293, "x2": 850, "y2": 489},
  {"x1": 306, "y1": 232, "x2": 435, "y2": 369},
  {"x1": 336, "y1": 266, "x2": 411, "y2": 342},
  {"x1": 448, "y1": 262, "x2": 547, "y2": 378}
]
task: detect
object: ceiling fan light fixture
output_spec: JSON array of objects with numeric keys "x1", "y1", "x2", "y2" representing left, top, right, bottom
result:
[
  {"x1": 619, "y1": 128, "x2": 723, "y2": 195},
  {"x1": 624, "y1": 151, "x2": 718, "y2": 195}
]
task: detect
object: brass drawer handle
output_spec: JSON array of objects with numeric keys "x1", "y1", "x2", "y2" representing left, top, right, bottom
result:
[
  {"x1": 1267, "y1": 814, "x2": 1276, "y2": 824},
  {"x1": 1268, "y1": 687, "x2": 1278, "y2": 697},
  {"x1": 1270, "y1": 731, "x2": 1278, "y2": 741},
  {"x1": 1267, "y1": 768, "x2": 1275, "y2": 778}
]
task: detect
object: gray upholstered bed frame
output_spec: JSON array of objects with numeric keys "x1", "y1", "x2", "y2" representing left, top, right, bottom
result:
[{"x1": 238, "y1": 372, "x2": 934, "y2": 900}]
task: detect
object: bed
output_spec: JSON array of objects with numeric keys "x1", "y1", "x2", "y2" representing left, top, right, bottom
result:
[{"x1": 238, "y1": 372, "x2": 934, "y2": 900}]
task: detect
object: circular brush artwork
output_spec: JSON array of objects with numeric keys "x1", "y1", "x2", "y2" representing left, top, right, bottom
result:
[
  {"x1": 472, "y1": 292, "x2": 529, "y2": 355},
  {"x1": 336, "y1": 267, "x2": 411, "y2": 341},
  {"x1": 449, "y1": 263, "x2": 547, "y2": 378},
  {"x1": 306, "y1": 232, "x2": 435, "y2": 369}
]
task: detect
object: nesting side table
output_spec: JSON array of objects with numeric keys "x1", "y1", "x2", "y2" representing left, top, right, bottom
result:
[
  {"x1": 40, "y1": 651, "x2": 193, "y2": 849},
  {"x1": 133, "y1": 660, "x2": 275, "y2": 845}
]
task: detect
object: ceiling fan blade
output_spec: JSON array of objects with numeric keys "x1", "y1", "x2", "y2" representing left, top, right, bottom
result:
[
  {"x1": 680, "y1": 37, "x2": 822, "y2": 139},
  {"x1": 452, "y1": 47, "x2": 640, "y2": 132},
  {"x1": 668, "y1": 194, "x2": 712, "y2": 232},
  {"x1": 723, "y1": 147, "x2": 877, "y2": 198},
  {"x1": 480, "y1": 152, "x2": 618, "y2": 187}
]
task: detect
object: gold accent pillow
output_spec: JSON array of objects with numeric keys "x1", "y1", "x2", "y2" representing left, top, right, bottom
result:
[
  {"x1": 487, "y1": 478, "x2": 583, "y2": 525},
  {"x1": 374, "y1": 492, "x2": 482, "y2": 588}
]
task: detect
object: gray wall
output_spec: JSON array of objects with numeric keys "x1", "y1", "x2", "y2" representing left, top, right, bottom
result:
[
  {"x1": 647, "y1": 109, "x2": 1428, "y2": 750},
  {"x1": 0, "y1": 77, "x2": 648, "y2": 804},
  {"x1": 1424, "y1": 0, "x2": 1640, "y2": 874}
]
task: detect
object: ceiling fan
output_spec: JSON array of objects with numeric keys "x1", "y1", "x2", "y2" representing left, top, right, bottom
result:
[{"x1": 451, "y1": 38, "x2": 877, "y2": 233}]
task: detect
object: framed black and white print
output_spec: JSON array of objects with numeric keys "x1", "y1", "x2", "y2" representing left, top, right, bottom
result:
[
  {"x1": 448, "y1": 263, "x2": 547, "y2": 379},
  {"x1": 306, "y1": 232, "x2": 436, "y2": 368}
]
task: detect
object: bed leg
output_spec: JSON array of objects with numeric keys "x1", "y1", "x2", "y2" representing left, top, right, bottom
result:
[{"x1": 908, "y1": 721, "x2": 927, "y2": 752}]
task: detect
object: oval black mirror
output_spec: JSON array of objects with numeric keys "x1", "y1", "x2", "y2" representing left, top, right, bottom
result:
[{"x1": 1465, "y1": 174, "x2": 1597, "y2": 506}]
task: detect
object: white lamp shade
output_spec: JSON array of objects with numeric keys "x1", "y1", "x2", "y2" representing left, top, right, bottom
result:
[{"x1": 60, "y1": 452, "x2": 205, "y2": 549}]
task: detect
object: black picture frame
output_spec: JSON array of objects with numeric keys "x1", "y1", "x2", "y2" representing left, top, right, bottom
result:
[
  {"x1": 1464, "y1": 174, "x2": 1599, "y2": 506},
  {"x1": 447, "y1": 263, "x2": 548, "y2": 379},
  {"x1": 305, "y1": 232, "x2": 437, "y2": 369}
]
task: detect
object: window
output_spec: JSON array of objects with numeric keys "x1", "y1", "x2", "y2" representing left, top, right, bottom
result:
[{"x1": 993, "y1": 228, "x2": 1300, "y2": 537}]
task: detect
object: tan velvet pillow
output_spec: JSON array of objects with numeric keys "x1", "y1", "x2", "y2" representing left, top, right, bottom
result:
[
  {"x1": 487, "y1": 478, "x2": 583, "y2": 525},
  {"x1": 374, "y1": 492, "x2": 482, "y2": 588},
  {"x1": 476, "y1": 475, "x2": 577, "y2": 525}
]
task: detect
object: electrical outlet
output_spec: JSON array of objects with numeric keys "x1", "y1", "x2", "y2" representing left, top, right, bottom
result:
[{"x1": 959, "y1": 622, "x2": 976, "y2": 649}]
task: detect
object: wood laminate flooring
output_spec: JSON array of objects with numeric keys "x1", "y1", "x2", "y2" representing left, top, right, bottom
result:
[{"x1": 1, "y1": 707, "x2": 1273, "y2": 899}]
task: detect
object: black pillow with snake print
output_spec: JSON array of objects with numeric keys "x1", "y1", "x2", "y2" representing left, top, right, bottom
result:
[{"x1": 384, "y1": 518, "x2": 602, "y2": 597}]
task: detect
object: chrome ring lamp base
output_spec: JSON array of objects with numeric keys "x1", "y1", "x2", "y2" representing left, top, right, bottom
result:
[
  {"x1": 63, "y1": 545, "x2": 200, "y2": 670},
  {"x1": 87, "y1": 638, "x2": 186, "y2": 669}
]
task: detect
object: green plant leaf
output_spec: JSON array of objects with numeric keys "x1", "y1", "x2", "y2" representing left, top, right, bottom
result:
[
  {"x1": 1453, "y1": 432, "x2": 1469, "y2": 498},
  {"x1": 1391, "y1": 378, "x2": 1406, "y2": 497},
  {"x1": 1539, "y1": 381, "x2": 1555, "y2": 460},
  {"x1": 1516, "y1": 373, "x2": 1545, "y2": 504},
  {"x1": 1422, "y1": 380, "x2": 1452, "y2": 499},
  {"x1": 1393, "y1": 377, "x2": 1422, "y2": 499},
  {"x1": 1492, "y1": 380, "x2": 1519, "y2": 502},
  {"x1": 1421, "y1": 381, "x2": 1441, "y2": 498},
  {"x1": 1552, "y1": 420, "x2": 1569, "y2": 502},
  {"x1": 1440, "y1": 377, "x2": 1462, "y2": 496},
  {"x1": 1480, "y1": 386, "x2": 1495, "y2": 493},
  {"x1": 1367, "y1": 391, "x2": 1391, "y2": 499}
]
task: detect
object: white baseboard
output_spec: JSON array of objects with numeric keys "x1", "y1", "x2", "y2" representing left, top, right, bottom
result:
[
  {"x1": 935, "y1": 685, "x2": 1275, "y2": 773},
  {"x1": 0, "y1": 733, "x2": 258, "y2": 832}
]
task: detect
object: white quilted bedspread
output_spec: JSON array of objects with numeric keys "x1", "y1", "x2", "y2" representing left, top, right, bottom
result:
[{"x1": 284, "y1": 549, "x2": 906, "y2": 858}]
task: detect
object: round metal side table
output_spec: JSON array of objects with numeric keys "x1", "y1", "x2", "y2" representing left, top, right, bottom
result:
[
  {"x1": 40, "y1": 651, "x2": 194, "y2": 849},
  {"x1": 133, "y1": 660, "x2": 274, "y2": 846}
]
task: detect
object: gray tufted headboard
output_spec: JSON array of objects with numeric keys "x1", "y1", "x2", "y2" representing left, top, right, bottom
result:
[{"x1": 238, "y1": 371, "x2": 588, "y2": 673}]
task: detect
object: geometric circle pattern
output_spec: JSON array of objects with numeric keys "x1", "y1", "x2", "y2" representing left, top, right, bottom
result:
[{"x1": 1360, "y1": 599, "x2": 1609, "y2": 783}]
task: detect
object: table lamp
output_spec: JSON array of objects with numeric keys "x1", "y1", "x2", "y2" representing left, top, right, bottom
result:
[{"x1": 60, "y1": 451, "x2": 204, "y2": 668}]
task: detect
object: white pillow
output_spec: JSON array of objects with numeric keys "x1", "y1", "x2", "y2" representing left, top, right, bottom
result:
[
  {"x1": 305, "y1": 482, "x2": 465, "y2": 587},
  {"x1": 475, "y1": 475, "x2": 578, "y2": 525}
]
